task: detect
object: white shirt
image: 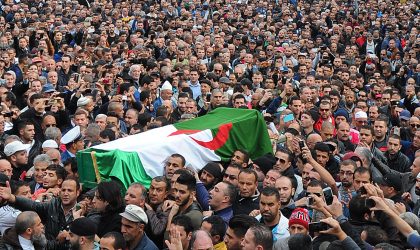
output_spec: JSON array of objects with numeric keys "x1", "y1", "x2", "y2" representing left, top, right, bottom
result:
[
  {"x1": 0, "y1": 205, "x2": 21, "y2": 235},
  {"x1": 18, "y1": 235, "x2": 35, "y2": 250}
]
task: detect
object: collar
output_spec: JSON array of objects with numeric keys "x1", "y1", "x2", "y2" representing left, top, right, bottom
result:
[{"x1": 18, "y1": 235, "x2": 35, "y2": 250}]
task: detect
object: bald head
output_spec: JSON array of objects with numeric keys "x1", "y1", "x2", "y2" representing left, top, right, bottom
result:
[
  {"x1": 46, "y1": 149, "x2": 61, "y2": 165},
  {"x1": 307, "y1": 133, "x2": 322, "y2": 150},
  {"x1": 0, "y1": 159, "x2": 12, "y2": 179},
  {"x1": 192, "y1": 230, "x2": 213, "y2": 250}
]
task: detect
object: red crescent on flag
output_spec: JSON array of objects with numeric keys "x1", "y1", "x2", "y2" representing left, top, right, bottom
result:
[{"x1": 190, "y1": 123, "x2": 233, "y2": 150}]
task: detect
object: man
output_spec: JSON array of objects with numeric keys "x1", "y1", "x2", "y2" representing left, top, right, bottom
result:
[
  {"x1": 166, "y1": 172, "x2": 203, "y2": 230},
  {"x1": 167, "y1": 215, "x2": 194, "y2": 250},
  {"x1": 314, "y1": 142, "x2": 339, "y2": 178},
  {"x1": 18, "y1": 120, "x2": 41, "y2": 167},
  {"x1": 232, "y1": 94, "x2": 247, "y2": 108},
  {"x1": 314, "y1": 100, "x2": 335, "y2": 131},
  {"x1": 375, "y1": 173, "x2": 406, "y2": 206},
  {"x1": 124, "y1": 109, "x2": 139, "y2": 133},
  {"x1": 274, "y1": 208, "x2": 310, "y2": 250},
  {"x1": 0, "y1": 178, "x2": 81, "y2": 248},
  {"x1": 262, "y1": 169, "x2": 282, "y2": 188},
  {"x1": 233, "y1": 169, "x2": 260, "y2": 215},
  {"x1": 154, "y1": 81, "x2": 174, "y2": 112},
  {"x1": 100, "y1": 232, "x2": 126, "y2": 250},
  {"x1": 275, "y1": 176, "x2": 297, "y2": 218},
  {"x1": 255, "y1": 187, "x2": 290, "y2": 241},
  {"x1": 201, "y1": 215, "x2": 227, "y2": 249},
  {"x1": 337, "y1": 121, "x2": 356, "y2": 152},
  {"x1": 224, "y1": 215, "x2": 258, "y2": 250},
  {"x1": 241, "y1": 224, "x2": 273, "y2": 250},
  {"x1": 230, "y1": 149, "x2": 249, "y2": 168},
  {"x1": 2, "y1": 211, "x2": 47, "y2": 250},
  {"x1": 164, "y1": 154, "x2": 186, "y2": 180},
  {"x1": 359, "y1": 125, "x2": 387, "y2": 166},
  {"x1": 189, "y1": 230, "x2": 214, "y2": 250},
  {"x1": 124, "y1": 182, "x2": 147, "y2": 208},
  {"x1": 0, "y1": 159, "x2": 13, "y2": 180},
  {"x1": 338, "y1": 160, "x2": 357, "y2": 204},
  {"x1": 274, "y1": 148, "x2": 302, "y2": 194},
  {"x1": 385, "y1": 135, "x2": 411, "y2": 173},
  {"x1": 172, "y1": 93, "x2": 189, "y2": 121},
  {"x1": 199, "y1": 162, "x2": 223, "y2": 190},
  {"x1": 354, "y1": 111, "x2": 368, "y2": 131},
  {"x1": 208, "y1": 181, "x2": 236, "y2": 224},
  {"x1": 300, "y1": 110, "x2": 318, "y2": 138},
  {"x1": 222, "y1": 163, "x2": 241, "y2": 187},
  {"x1": 353, "y1": 167, "x2": 372, "y2": 192},
  {"x1": 373, "y1": 115, "x2": 389, "y2": 152},
  {"x1": 145, "y1": 176, "x2": 170, "y2": 248},
  {"x1": 60, "y1": 126, "x2": 85, "y2": 162},
  {"x1": 67, "y1": 217, "x2": 99, "y2": 250},
  {"x1": 120, "y1": 204, "x2": 158, "y2": 249},
  {"x1": 4, "y1": 140, "x2": 30, "y2": 180},
  {"x1": 33, "y1": 164, "x2": 67, "y2": 201}
]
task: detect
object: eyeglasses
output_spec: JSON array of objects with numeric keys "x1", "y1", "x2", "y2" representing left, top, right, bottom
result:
[
  {"x1": 275, "y1": 157, "x2": 287, "y2": 164},
  {"x1": 46, "y1": 124, "x2": 57, "y2": 128},
  {"x1": 320, "y1": 108, "x2": 330, "y2": 112},
  {"x1": 223, "y1": 173, "x2": 237, "y2": 180},
  {"x1": 410, "y1": 124, "x2": 420, "y2": 128},
  {"x1": 339, "y1": 171, "x2": 354, "y2": 176}
]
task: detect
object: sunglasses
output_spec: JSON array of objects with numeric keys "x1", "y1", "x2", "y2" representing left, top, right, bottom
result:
[
  {"x1": 45, "y1": 124, "x2": 57, "y2": 128},
  {"x1": 410, "y1": 124, "x2": 420, "y2": 128},
  {"x1": 275, "y1": 157, "x2": 287, "y2": 164},
  {"x1": 223, "y1": 173, "x2": 237, "y2": 180}
]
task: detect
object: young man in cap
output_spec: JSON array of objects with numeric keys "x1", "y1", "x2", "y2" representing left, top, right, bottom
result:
[
  {"x1": 67, "y1": 217, "x2": 99, "y2": 250},
  {"x1": 4, "y1": 140, "x2": 30, "y2": 181},
  {"x1": 120, "y1": 204, "x2": 158, "y2": 250},
  {"x1": 273, "y1": 208, "x2": 310, "y2": 249},
  {"x1": 199, "y1": 162, "x2": 223, "y2": 190},
  {"x1": 375, "y1": 173, "x2": 407, "y2": 209},
  {"x1": 60, "y1": 125, "x2": 84, "y2": 162}
]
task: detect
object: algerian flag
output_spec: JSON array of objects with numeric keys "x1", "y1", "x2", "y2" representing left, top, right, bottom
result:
[{"x1": 77, "y1": 108, "x2": 272, "y2": 189}]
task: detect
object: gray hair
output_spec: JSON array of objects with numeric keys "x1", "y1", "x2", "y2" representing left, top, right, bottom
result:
[
  {"x1": 355, "y1": 147, "x2": 372, "y2": 166},
  {"x1": 95, "y1": 114, "x2": 107, "y2": 121},
  {"x1": 45, "y1": 127, "x2": 61, "y2": 141},
  {"x1": 86, "y1": 123, "x2": 101, "y2": 139},
  {"x1": 15, "y1": 211, "x2": 39, "y2": 235},
  {"x1": 128, "y1": 64, "x2": 141, "y2": 77},
  {"x1": 33, "y1": 154, "x2": 51, "y2": 165},
  {"x1": 400, "y1": 212, "x2": 420, "y2": 232}
]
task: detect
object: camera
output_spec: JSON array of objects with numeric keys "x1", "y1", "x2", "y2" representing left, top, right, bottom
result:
[
  {"x1": 365, "y1": 198, "x2": 376, "y2": 208},
  {"x1": 359, "y1": 186, "x2": 367, "y2": 195},
  {"x1": 307, "y1": 196, "x2": 314, "y2": 206},
  {"x1": 309, "y1": 222, "x2": 331, "y2": 232}
]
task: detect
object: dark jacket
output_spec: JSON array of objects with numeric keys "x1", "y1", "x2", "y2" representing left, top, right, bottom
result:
[
  {"x1": 233, "y1": 190, "x2": 260, "y2": 215},
  {"x1": 11, "y1": 196, "x2": 69, "y2": 250},
  {"x1": 133, "y1": 233, "x2": 158, "y2": 250},
  {"x1": 1, "y1": 227, "x2": 45, "y2": 250},
  {"x1": 96, "y1": 210, "x2": 123, "y2": 238},
  {"x1": 385, "y1": 151, "x2": 411, "y2": 173}
]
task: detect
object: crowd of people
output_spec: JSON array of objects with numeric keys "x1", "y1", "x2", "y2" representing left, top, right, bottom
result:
[{"x1": 0, "y1": 0, "x2": 419, "y2": 249}]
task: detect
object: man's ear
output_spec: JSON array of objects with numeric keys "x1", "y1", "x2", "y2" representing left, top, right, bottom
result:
[{"x1": 187, "y1": 232, "x2": 192, "y2": 241}]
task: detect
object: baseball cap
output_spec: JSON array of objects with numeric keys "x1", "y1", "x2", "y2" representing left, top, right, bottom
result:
[
  {"x1": 400, "y1": 110, "x2": 411, "y2": 121},
  {"x1": 69, "y1": 217, "x2": 97, "y2": 236},
  {"x1": 374, "y1": 173, "x2": 402, "y2": 191},
  {"x1": 280, "y1": 66, "x2": 289, "y2": 72},
  {"x1": 120, "y1": 204, "x2": 148, "y2": 224},
  {"x1": 42, "y1": 140, "x2": 59, "y2": 149},
  {"x1": 4, "y1": 141, "x2": 30, "y2": 157},
  {"x1": 42, "y1": 84, "x2": 55, "y2": 93},
  {"x1": 289, "y1": 208, "x2": 310, "y2": 230}
]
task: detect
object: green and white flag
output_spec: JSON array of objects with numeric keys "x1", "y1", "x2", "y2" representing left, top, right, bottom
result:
[{"x1": 77, "y1": 108, "x2": 272, "y2": 189}]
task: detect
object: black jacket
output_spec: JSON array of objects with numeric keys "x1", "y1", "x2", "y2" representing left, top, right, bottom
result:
[
  {"x1": 233, "y1": 190, "x2": 260, "y2": 215},
  {"x1": 385, "y1": 151, "x2": 411, "y2": 173},
  {"x1": 96, "y1": 210, "x2": 123, "y2": 238}
]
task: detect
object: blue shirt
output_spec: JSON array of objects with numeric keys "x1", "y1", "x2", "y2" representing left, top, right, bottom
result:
[
  {"x1": 189, "y1": 81, "x2": 201, "y2": 99},
  {"x1": 134, "y1": 233, "x2": 159, "y2": 250}
]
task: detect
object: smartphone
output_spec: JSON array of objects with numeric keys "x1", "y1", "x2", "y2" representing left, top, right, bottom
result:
[
  {"x1": 206, "y1": 93, "x2": 211, "y2": 102},
  {"x1": 309, "y1": 222, "x2": 330, "y2": 232},
  {"x1": 122, "y1": 95, "x2": 128, "y2": 101},
  {"x1": 72, "y1": 73, "x2": 80, "y2": 82},
  {"x1": 307, "y1": 196, "x2": 314, "y2": 206},
  {"x1": 359, "y1": 186, "x2": 367, "y2": 195},
  {"x1": 3, "y1": 111, "x2": 13, "y2": 118},
  {"x1": 75, "y1": 203, "x2": 82, "y2": 211},
  {"x1": 365, "y1": 198, "x2": 376, "y2": 208},
  {"x1": 283, "y1": 113, "x2": 294, "y2": 123},
  {"x1": 391, "y1": 100, "x2": 399, "y2": 106},
  {"x1": 323, "y1": 187, "x2": 333, "y2": 205},
  {"x1": 299, "y1": 140, "x2": 305, "y2": 150}
]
